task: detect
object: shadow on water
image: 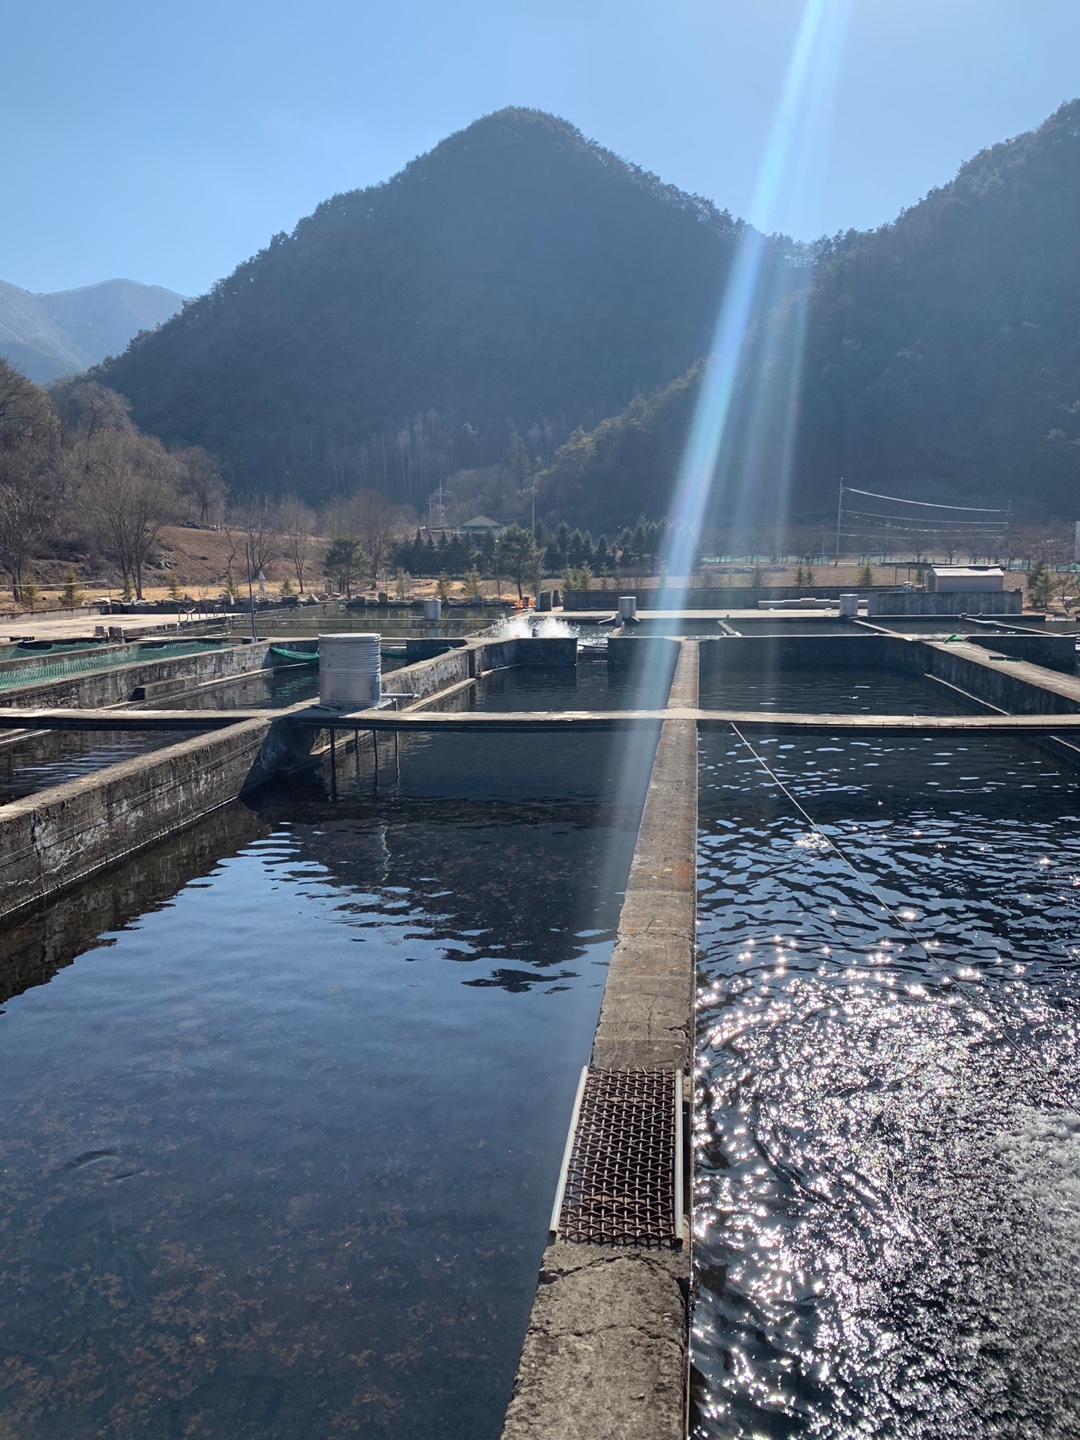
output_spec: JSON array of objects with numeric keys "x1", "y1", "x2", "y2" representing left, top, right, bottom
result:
[
  {"x1": 693, "y1": 694, "x2": 1080, "y2": 1439},
  {"x1": 0, "y1": 732, "x2": 644, "y2": 1439},
  {"x1": 0, "y1": 802, "x2": 272, "y2": 1006}
]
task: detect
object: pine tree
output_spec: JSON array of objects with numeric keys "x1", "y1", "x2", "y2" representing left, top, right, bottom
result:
[
  {"x1": 61, "y1": 570, "x2": 83, "y2": 609},
  {"x1": 1028, "y1": 560, "x2": 1056, "y2": 609},
  {"x1": 506, "y1": 431, "x2": 530, "y2": 489},
  {"x1": 18, "y1": 580, "x2": 41, "y2": 612}
]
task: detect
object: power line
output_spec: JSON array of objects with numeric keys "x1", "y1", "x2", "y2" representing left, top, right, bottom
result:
[
  {"x1": 842, "y1": 509, "x2": 1003, "y2": 529},
  {"x1": 843, "y1": 486, "x2": 1008, "y2": 514}
]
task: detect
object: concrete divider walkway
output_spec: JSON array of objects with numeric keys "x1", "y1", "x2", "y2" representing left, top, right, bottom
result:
[{"x1": 501, "y1": 641, "x2": 699, "y2": 1440}]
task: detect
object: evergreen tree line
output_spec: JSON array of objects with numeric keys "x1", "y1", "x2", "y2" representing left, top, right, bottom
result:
[{"x1": 392, "y1": 517, "x2": 669, "y2": 582}]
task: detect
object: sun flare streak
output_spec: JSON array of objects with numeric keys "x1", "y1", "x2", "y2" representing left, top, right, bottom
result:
[{"x1": 660, "y1": 0, "x2": 850, "y2": 601}]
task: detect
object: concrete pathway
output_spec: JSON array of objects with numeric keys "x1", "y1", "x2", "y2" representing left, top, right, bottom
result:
[{"x1": 0, "y1": 610, "x2": 209, "y2": 642}]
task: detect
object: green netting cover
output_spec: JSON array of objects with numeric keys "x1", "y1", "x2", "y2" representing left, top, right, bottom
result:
[
  {"x1": 269, "y1": 647, "x2": 319, "y2": 663},
  {"x1": 0, "y1": 639, "x2": 227, "y2": 691}
]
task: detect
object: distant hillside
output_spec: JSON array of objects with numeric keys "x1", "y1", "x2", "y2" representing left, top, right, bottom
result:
[
  {"x1": 96, "y1": 108, "x2": 790, "y2": 500},
  {"x1": 0, "y1": 279, "x2": 184, "y2": 383},
  {"x1": 539, "y1": 100, "x2": 1080, "y2": 528}
]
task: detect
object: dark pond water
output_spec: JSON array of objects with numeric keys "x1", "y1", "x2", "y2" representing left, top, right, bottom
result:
[
  {"x1": 694, "y1": 718, "x2": 1080, "y2": 1439},
  {"x1": 699, "y1": 665, "x2": 969, "y2": 715},
  {"x1": 725, "y1": 622, "x2": 864, "y2": 637},
  {"x1": 155, "y1": 665, "x2": 321, "y2": 712},
  {"x1": 361, "y1": 659, "x2": 674, "y2": 803},
  {"x1": 624, "y1": 619, "x2": 859, "y2": 637},
  {"x1": 0, "y1": 767, "x2": 642, "y2": 1439},
  {"x1": 476, "y1": 659, "x2": 672, "y2": 712},
  {"x1": 0, "y1": 728, "x2": 208, "y2": 803}
]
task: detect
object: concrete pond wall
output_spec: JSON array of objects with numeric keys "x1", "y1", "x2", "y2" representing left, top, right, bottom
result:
[
  {"x1": 0, "y1": 636, "x2": 582, "y2": 923},
  {"x1": 0, "y1": 639, "x2": 294, "y2": 710},
  {"x1": 867, "y1": 589, "x2": 1023, "y2": 616},
  {"x1": 565, "y1": 586, "x2": 897, "y2": 610},
  {"x1": 0, "y1": 719, "x2": 277, "y2": 923},
  {"x1": 922, "y1": 641, "x2": 1080, "y2": 714}
]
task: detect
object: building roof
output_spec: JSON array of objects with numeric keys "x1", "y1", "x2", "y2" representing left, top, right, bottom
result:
[
  {"x1": 929, "y1": 566, "x2": 1005, "y2": 577},
  {"x1": 459, "y1": 515, "x2": 504, "y2": 530}
]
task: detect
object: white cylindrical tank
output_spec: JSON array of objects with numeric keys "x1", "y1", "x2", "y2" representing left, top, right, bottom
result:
[
  {"x1": 423, "y1": 599, "x2": 442, "y2": 621},
  {"x1": 838, "y1": 593, "x2": 858, "y2": 618},
  {"x1": 618, "y1": 595, "x2": 638, "y2": 621},
  {"x1": 319, "y1": 633, "x2": 381, "y2": 710}
]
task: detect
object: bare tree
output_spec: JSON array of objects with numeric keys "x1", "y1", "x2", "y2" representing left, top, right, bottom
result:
[
  {"x1": 320, "y1": 497, "x2": 353, "y2": 543},
  {"x1": 83, "y1": 430, "x2": 181, "y2": 598},
  {"x1": 276, "y1": 494, "x2": 315, "y2": 592},
  {"x1": 0, "y1": 361, "x2": 61, "y2": 598},
  {"x1": 176, "y1": 446, "x2": 227, "y2": 526},
  {"x1": 350, "y1": 489, "x2": 404, "y2": 580},
  {"x1": 51, "y1": 380, "x2": 133, "y2": 469},
  {"x1": 230, "y1": 495, "x2": 281, "y2": 584}
]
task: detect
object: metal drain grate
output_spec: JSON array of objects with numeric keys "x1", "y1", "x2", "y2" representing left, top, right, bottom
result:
[{"x1": 550, "y1": 1067, "x2": 683, "y2": 1247}]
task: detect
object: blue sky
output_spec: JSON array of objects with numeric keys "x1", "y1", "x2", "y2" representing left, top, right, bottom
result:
[{"x1": 4, "y1": 0, "x2": 1078, "y2": 297}]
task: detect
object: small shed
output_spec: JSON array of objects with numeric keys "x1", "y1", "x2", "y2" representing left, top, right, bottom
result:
[
  {"x1": 926, "y1": 566, "x2": 1005, "y2": 593},
  {"x1": 459, "y1": 515, "x2": 506, "y2": 537}
]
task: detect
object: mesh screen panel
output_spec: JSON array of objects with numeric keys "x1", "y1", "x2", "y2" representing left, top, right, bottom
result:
[{"x1": 557, "y1": 1068, "x2": 680, "y2": 1247}]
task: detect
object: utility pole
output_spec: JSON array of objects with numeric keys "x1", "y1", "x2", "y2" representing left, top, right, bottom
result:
[
  {"x1": 834, "y1": 478, "x2": 844, "y2": 565},
  {"x1": 246, "y1": 537, "x2": 257, "y2": 643}
]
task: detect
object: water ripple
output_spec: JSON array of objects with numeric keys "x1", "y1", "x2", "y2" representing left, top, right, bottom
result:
[{"x1": 694, "y1": 729, "x2": 1080, "y2": 1439}]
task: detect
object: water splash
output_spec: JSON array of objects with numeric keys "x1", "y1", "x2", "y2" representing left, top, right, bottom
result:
[{"x1": 487, "y1": 614, "x2": 579, "y2": 640}]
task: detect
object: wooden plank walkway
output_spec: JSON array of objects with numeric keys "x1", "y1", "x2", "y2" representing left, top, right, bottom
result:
[
  {"x1": 8, "y1": 704, "x2": 1080, "y2": 734},
  {"x1": 295, "y1": 707, "x2": 1080, "y2": 734}
]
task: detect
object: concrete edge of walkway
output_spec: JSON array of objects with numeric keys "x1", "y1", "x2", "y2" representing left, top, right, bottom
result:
[{"x1": 501, "y1": 641, "x2": 699, "y2": 1440}]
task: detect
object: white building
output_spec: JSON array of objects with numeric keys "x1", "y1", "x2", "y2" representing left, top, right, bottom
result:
[{"x1": 926, "y1": 566, "x2": 1005, "y2": 593}]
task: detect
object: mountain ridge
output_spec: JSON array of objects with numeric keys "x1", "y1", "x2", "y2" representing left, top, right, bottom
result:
[
  {"x1": 91, "y1": 100, "x2": 1080, "y2": 524},
  {"x1": 0, "y1": 278, "x2": 185, "y2": 384},
  {"x1": 536, "y1": 99, "x2": 1080, "y2": 527},
  {"x1": 94, "y1": 108, "x2": 793, "y2": 499}
]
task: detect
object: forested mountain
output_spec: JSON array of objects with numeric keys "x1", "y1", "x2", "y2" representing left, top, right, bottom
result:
[
  {"x1": 96, "y1": 109, "x2": 781, "y2": 502},
  {"x1": 94, "y1": 100, "x2": 1080, "y2": 527},
  {"x1": 0, "y1": 280, "x2": 184, "y2": 384},
  {"x1": 538, "y1": 100, "x2": 1080, "y2": 529}
]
